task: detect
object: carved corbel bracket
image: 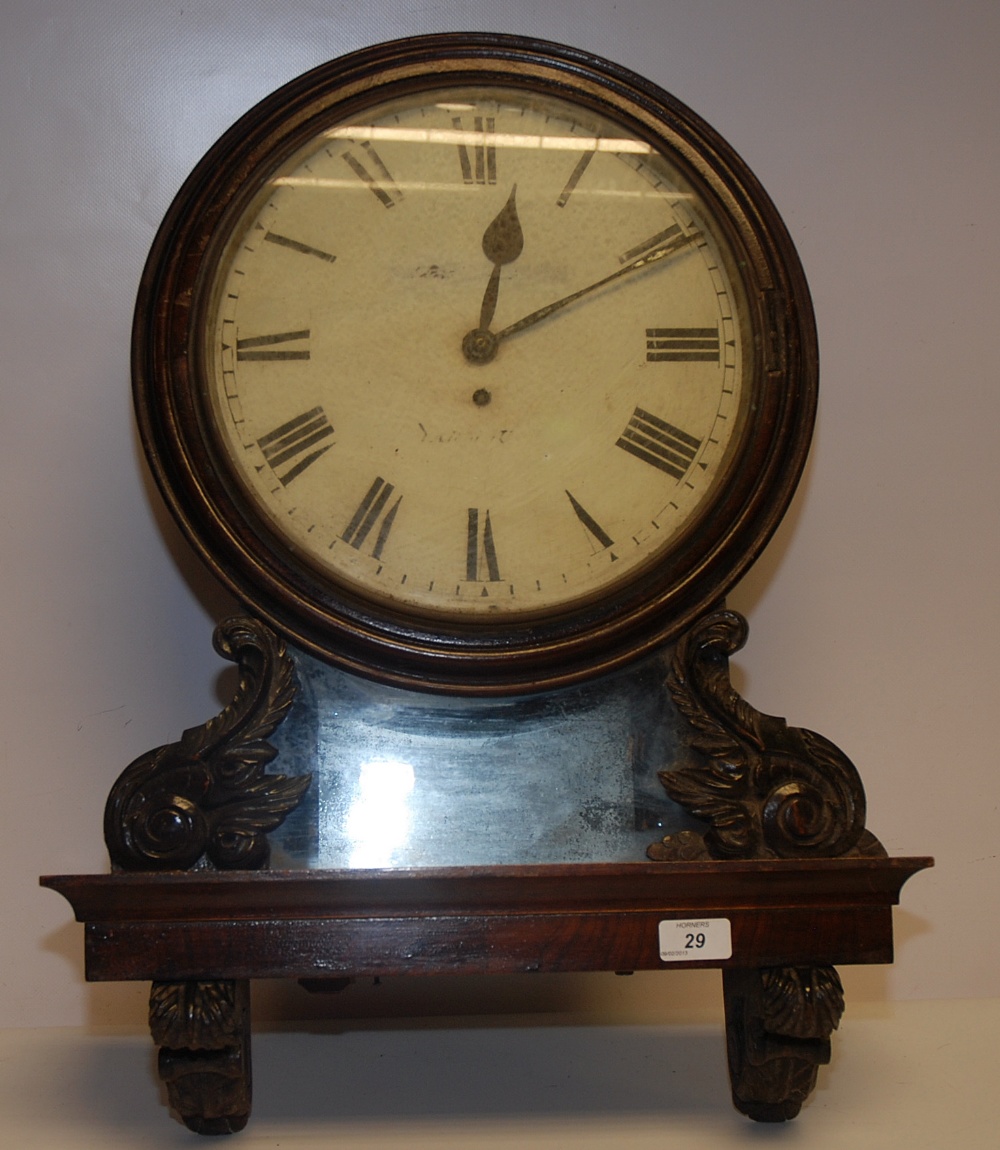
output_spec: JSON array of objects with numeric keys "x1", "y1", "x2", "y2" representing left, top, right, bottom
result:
[
  {"x1": 649, "y1": 609, "x2": 881, "y2": 861},
  {"x1": 152, "y1": 979, "x2": 252, "y2": 1135},
  {"x1": 724, "y1": 965, "x2": 845, "y2": 1121},
  {"x1": 104, "y1": 616, "x2": 310, "y2": 872}
]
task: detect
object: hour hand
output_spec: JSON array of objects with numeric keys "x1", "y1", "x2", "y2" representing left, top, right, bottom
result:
[{"x1": 463, "y1": 187, "x2": 523, "y2": 363}]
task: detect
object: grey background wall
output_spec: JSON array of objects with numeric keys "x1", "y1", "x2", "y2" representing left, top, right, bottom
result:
[{"x1": 2, "y1": 1, "x2": 997, "y2": 1030}]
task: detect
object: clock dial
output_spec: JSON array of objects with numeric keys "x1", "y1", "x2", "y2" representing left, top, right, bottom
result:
[
  {"x1": 204, "y1": 89, "x2": 747, "y2": 621},
  {"x1": 135, "y1": 36, "x2": 816, "y2": 689}
]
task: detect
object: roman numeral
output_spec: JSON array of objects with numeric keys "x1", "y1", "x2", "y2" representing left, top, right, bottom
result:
[
  {"x1": 453, "y1": 116, "x2": 497, "y2": 184},
  {"x1": 616, "y1": 407, "x2": 701, "y2": 480},
  {"x1": 236, "y1": 329, "x2": 310, "y2": 361},
  {"x1": 257, "y1": 407, "x2": 333, "y2": 485},
  {"x1": 646, "y1": 327, "x2": 720, "y2": 363},
  {"x1": 343, "y1": 142, "x2": 402, "y2": 207},
  {"x1": 466, "y1": 508, "x2": 501, "y2": 582},
  {"x1": 263, "y1": 231, "x2": 336, "y2": 263},
  {"x1": 556, "y1": 150, "x2": 594, "y2": 207},
  {"x1": 566, "y1": 490, "x2": 615, "y2": 553},
  {"x1": 619, "y1": 224, "x2": 682, "y2": 265},
  {"x1": 341, "y1": 476, "x2": 401, "y2": 560}
]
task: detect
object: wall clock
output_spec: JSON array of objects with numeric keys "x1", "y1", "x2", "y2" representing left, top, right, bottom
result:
[
  {"x1": 42, "y1": 33, "x2": 930, "y2": 1134},
  {"x1": 132, "y1": 30, "x2": 814, "y2": 692}
]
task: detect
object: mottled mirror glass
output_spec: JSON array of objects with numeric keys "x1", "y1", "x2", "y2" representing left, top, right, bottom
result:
[{"x1": 270, "y1": 644, "x2": 705, "y2": 868}]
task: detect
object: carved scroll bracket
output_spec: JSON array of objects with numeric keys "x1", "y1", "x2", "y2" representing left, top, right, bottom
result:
[
  {"x1": 649, "y1": 609, "x2": 879, "y2": 861},
  {"x1": 104, "y1": 616, "x2": 310, "y2": 872},
  {"x1": 152, "y1": 979, "x2": 252, "y2": 1134},
  {"x1": 724, "y1": 965, "x2": 845, "y2": 1122}
]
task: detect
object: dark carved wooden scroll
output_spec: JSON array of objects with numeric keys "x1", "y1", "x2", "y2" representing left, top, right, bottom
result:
[
  {"x1": 152, "y1": 980, "x2": 252, "y2": 1135},
  {"x1": 104, "y1": 616, "x2": 309, "y2": 872},
  {"x1": 646, "y1": 608, "x2": 876, "y2": 1120},
  {"x1": 724, "y1": 965, "x2": 845, "y2": 1121},
  {"x1": 648, "y1": 609, "x2": 877, "y2": 863},
  {"x1": 102, "y1": 617, "x2": 307, "y2": 1133}
]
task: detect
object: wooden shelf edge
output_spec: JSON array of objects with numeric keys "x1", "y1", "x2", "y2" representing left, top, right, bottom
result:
[{"x1": 41, "y1": 857, "x2": 933, "y2": 922}]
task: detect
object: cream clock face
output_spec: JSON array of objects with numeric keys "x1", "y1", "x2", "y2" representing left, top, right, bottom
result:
[{"x1": 203, "y1": 87, "x2": 749, "y2": 622}]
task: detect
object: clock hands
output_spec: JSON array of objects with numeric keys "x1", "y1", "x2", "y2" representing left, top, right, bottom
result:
[
  {"x1": 463, "y1": 187, "x2": 523, "y2": 367},
  {"x1": 462, "y1": 219, "x2": 700, "y2": 367}
]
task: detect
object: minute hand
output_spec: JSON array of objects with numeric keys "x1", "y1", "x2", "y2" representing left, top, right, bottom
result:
[{"x1": 496, "y1": 229, "x2": 701, "y2": 342}]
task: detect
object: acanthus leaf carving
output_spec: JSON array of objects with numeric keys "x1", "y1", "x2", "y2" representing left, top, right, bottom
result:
[
  {"x1": 150, "y1": 979, "x2": 241, "y2": 1051},
  {"x1": 649, "y1": 609, "x2": 872, "y2": 861},
  {"x1": 104, "y1": 616, "x2": 310, "y2": 872},
  {"x1": 760, "y1": 965, "x2": 845, "y2": 1042}
]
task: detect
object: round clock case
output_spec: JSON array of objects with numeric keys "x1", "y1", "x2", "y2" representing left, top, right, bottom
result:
[{"x1": 133, "y1": 33, "x2": 816, "y2": 693}]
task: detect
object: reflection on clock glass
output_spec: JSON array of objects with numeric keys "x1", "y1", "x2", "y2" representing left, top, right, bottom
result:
[{"x1": 203, "y1": 86, "x2": 751, "y2": 621}]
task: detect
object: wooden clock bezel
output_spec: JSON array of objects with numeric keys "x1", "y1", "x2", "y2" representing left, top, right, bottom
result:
[{"x1": 132, "y1": 32, "x2": 817, "y2": 694}]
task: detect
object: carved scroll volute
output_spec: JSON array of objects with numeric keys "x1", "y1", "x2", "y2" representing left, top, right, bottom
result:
[
  {"x1": 652, "y1": 609, "x2": 868, "y2": 860},
  {"x1": 104, "y1": 617, "x2": 310, "y2": 871}
]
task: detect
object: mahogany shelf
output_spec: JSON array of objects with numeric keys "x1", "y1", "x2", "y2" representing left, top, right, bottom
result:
[
  {"x1": 44, "y1": 857, "x2": 929, "y2": 981},
  {"x1": 42, "y1": 858, "x2": 932, "y2": 1132}
]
